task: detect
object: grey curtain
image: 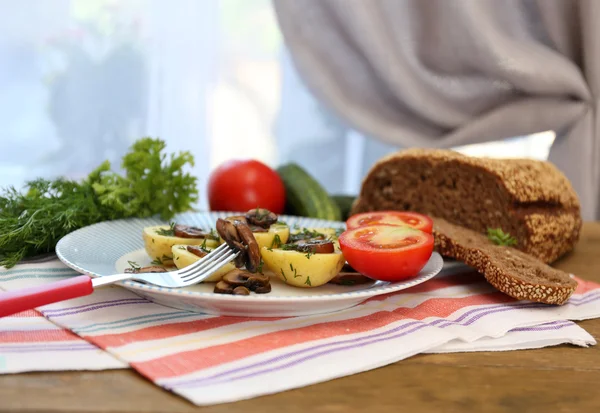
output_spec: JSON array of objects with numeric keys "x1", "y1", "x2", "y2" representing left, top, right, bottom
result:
[{"x1": 273, "y1": 0, "x2": 600, "y2": 220}]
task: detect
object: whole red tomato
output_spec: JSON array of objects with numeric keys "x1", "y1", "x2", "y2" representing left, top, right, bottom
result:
[{"x1": 208, "y1": 159, "x2": 286, "y2": 214}]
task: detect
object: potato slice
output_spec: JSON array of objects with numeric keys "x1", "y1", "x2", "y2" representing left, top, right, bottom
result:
[
  {"x1": 143, "y1": 226, "x2": 219, "y2": 265},
  {"x1": 290, "y1": 227, "x2": 342, "y2": 250},
  {"x1": 261, "y1": 247, "x2": 345, "y2": 288},
  {"x1": 171, "y1": 245, "x2": 235, "y2": 282},
  {"x1": 254, "y1": 223, "x2": 290, "y2": 250},
  {"x1": 220, "y1": 223, "x2": 291, "y2": 251}
]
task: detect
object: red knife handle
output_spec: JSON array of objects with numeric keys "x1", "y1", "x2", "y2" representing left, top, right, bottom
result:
[{"x1": 0, "y1": 275, "x2": 93, "y2": 317}]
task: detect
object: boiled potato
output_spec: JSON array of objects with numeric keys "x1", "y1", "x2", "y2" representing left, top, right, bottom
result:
[
  {"x1": 290, "y1": 227, "x2": 341, "y2": 250},
  {"x1": 143, "y1": 226, "x2": 219, "y2": 265},
  {"x1": 261, "y1": 247, "x2": 345, "y2": 288},
  {"x1": 254, "y1": 223, "x2": 290, "y2": 250},
  {"x1": 220, "y1": 223, "x2": 290, "y2": 251},
  {"x1": 171, "y1": 245, "x2": 235, "y2": 282}
]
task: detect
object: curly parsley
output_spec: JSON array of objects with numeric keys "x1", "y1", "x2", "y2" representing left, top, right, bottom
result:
[{"x1": 0, "y1": 138, "x2": 198, "y2": 268}]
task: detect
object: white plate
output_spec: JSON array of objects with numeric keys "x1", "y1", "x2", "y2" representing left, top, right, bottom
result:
[{"x1": 56, "y1": 212, "x2": 443, "y2": 317}]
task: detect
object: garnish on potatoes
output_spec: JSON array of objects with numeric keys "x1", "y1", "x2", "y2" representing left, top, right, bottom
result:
[
  {"x1": 289, "y1": 227, "x2": 340, "y2": 250},
  {"x1": 221, "y1": 209, "x2": 291, "y2": 251},
  {"x1": 143, "y1": 225, "x2": 219, "y2": 266},
  {"x1": 253, "y1": 223, "x2": 290, "y2": 251},
  {"x1": 171, "y1": 244, "x2": 235, "y2": 282},
  {"x1": 261, "y1": 246, "x2": 345, "y2": 288}
]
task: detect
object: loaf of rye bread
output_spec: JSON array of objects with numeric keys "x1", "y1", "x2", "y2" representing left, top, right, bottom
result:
[
  {"x1": 351, "y1": 149, "x2": 582, "y2": 263},
  {"x1": 433, "y1": 217, "x2": 577, "y2": 304}
]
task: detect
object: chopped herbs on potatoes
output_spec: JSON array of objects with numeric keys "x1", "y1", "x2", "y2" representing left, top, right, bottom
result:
[
  {"x1": 269, "y1": 234, "x2": 283, "y2": 249},
  {"x1": 208, "y1": 228, "x2": 219, "y2": 240},
  {"x1": 0, "y1": 138, "x2": 198, "y2": 268},
  {"x1": 487, "y1": 228, "x2": 517, "y2": 247},
  {"x1": 288, "y1": 228, "x2": 326, "y2": 243},
  {"x1": 150, "y1": 254, "x2": 172, "y2": 266},
  {"x1": 155, "y1": 223, "x2": 176, "y2": 236}
]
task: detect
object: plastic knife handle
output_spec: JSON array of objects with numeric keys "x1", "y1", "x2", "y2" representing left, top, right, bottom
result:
[{"x1": 0, "y1": 275, "x2": 93, "y2": 317}]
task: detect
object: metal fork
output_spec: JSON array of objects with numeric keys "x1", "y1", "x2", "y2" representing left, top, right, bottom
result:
[{"x1": 0, "y1": 243, "x2": 239, "y2": 317}]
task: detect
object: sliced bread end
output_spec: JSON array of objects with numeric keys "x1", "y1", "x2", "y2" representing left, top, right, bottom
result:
[{"x1": 433, "y1": 218, "x2": 577, "y2": 305}]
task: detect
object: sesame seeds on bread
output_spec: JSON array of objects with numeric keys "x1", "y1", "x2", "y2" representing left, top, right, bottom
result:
[
  {"x1": 433, "y1": 217, "x2": 577, "y2": 305},
  {"x1": 351, "y1": 148, "x2": 582, "y2": 263}
]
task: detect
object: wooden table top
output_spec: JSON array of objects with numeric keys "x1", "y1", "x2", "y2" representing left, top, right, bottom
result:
[{"x1": 2, "y1": 223, "x2": 600, "y2": 413}]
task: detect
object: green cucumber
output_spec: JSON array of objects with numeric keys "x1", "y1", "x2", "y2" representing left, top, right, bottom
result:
[
  {"x1": 277, "y1": 163, "x2": 342, "y2": 221},
  {"x1": 331, "y1": 195, "x2": 356, "y2": 221}
]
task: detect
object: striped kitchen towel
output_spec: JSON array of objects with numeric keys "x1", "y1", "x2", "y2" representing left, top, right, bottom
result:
[{"x1": 1, "y1": 258, "x2": 599, "y2": 405}]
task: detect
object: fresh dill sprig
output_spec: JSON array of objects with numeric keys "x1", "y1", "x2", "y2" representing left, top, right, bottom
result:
[{"x1": 0, "y1": 138, "x2": 198, "y2": 268}]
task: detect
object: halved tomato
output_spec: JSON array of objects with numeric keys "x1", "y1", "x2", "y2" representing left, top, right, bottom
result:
[
  {"x1": 338, "y1": 224, "x2": 434, "y2": 282},
  {"x1": 346, "y1": 211, "x2": 433, "y2": 233}
]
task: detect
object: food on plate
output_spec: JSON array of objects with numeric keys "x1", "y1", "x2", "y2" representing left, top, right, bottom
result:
[
  {"x1": 125, "y1": 265, "x2": 167, "y2": 274},
  {"x1": 140, "y1": 204, "x2": 435, "y2": 294},
  {"x1": 346, "y1": 211, "x2": 433, "y2": 233},
  {"x1": 222, "y1": 209, "x2": 291, "y2": 251},
  {"x1": 260, "y1": 224, "x2": 346, "y2": 287},
  {"x1": 261, "y1": 237, "x2": 345, "y2": 287},
  {"x1": 216, "y1": 218, "x2": 262, "y2": 271},
  {"x1": 350, "y1": 148, "x2": 581, "y2": 263},
  {"x1": 328, "y1": 263, "x2": 372, "y2": 285},
  {"x1": 291, "y1": 239, "x2": 335, "y2": 254},
  {"x1": 233, "y1": 220, "x2": 262, "y2": 273},
  {"x1": 252, "y1": 222, "x2": 290, "y2": 250},
  {"x1": 213, "y1": 269, "x2": 271, "y2": 294},
  {"x1": 245, "y1": 208, "x2": 278, "y2": 227},
  {"x1": 143, "y1": 224, "x2": 219, "y2": 265},
  {"x1": 140, "y1": 208, "x2": 290, "y2": 293},
  {"x1": 433, "y1": 217, "x2": 577, "y2": 305},
  {"x1": 171, "y1": 245, "x2": 236, "y2": 282},
  {"x1": 289, "y1": 227, "x2": 339, "y2": 242},
  {"x1": 208, "y1": 159, "x2": 286, "y2": 214},
  {"x1": 338, "y1": 224, "x2": 434, "y2": 282},
  {"x1": 232, "y1": 286, "x2": 250, "y2": 295},
  {"x1": 277, "y1": 163, "x2": 341, "y2": 221},
  {"x1": 288, "y1": 227, "x2": 341, "y2": 250}
]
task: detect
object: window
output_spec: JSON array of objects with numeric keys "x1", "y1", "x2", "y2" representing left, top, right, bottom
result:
[{"x1": 0, "y1": 0, "x2": 555, "y2": 209}]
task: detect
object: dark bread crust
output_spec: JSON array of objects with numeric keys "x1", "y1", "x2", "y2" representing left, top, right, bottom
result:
[
  {"x1": 351, "y1": 149, "x2": 582, "y2": 263},
  {"x1": 433, "y1": 217, "x2": 577, "y2": 305}
]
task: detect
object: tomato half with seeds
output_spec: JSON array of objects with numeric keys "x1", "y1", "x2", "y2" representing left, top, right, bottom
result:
[
  {"x1": 346, "y1": 211, "x2": 433, "y2": 233},
  {"x1": 338, "y1": 224, "x2": 434, "y2": 282}
]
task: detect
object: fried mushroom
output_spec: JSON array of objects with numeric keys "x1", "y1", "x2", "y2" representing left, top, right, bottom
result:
[
  {"x1": 173, "y1": 224, "x2": 208, "y2": 239},
  {"x1": 216, "y1": 218, "x2": 247, "y2": 267},
  {"x1": 234, "y1": 221, "x2": 261, "y2": 273},
  {"x1": 245, "y1": 208, "x2": 278, "y2": 228},
  {"x1": 124, "y1": 266, "x2": 168, "y2": 274}
]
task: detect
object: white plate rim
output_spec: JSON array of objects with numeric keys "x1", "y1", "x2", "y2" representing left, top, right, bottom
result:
[{"x1": 55, "y1": 212, "x2": 443, "y2": 302}]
